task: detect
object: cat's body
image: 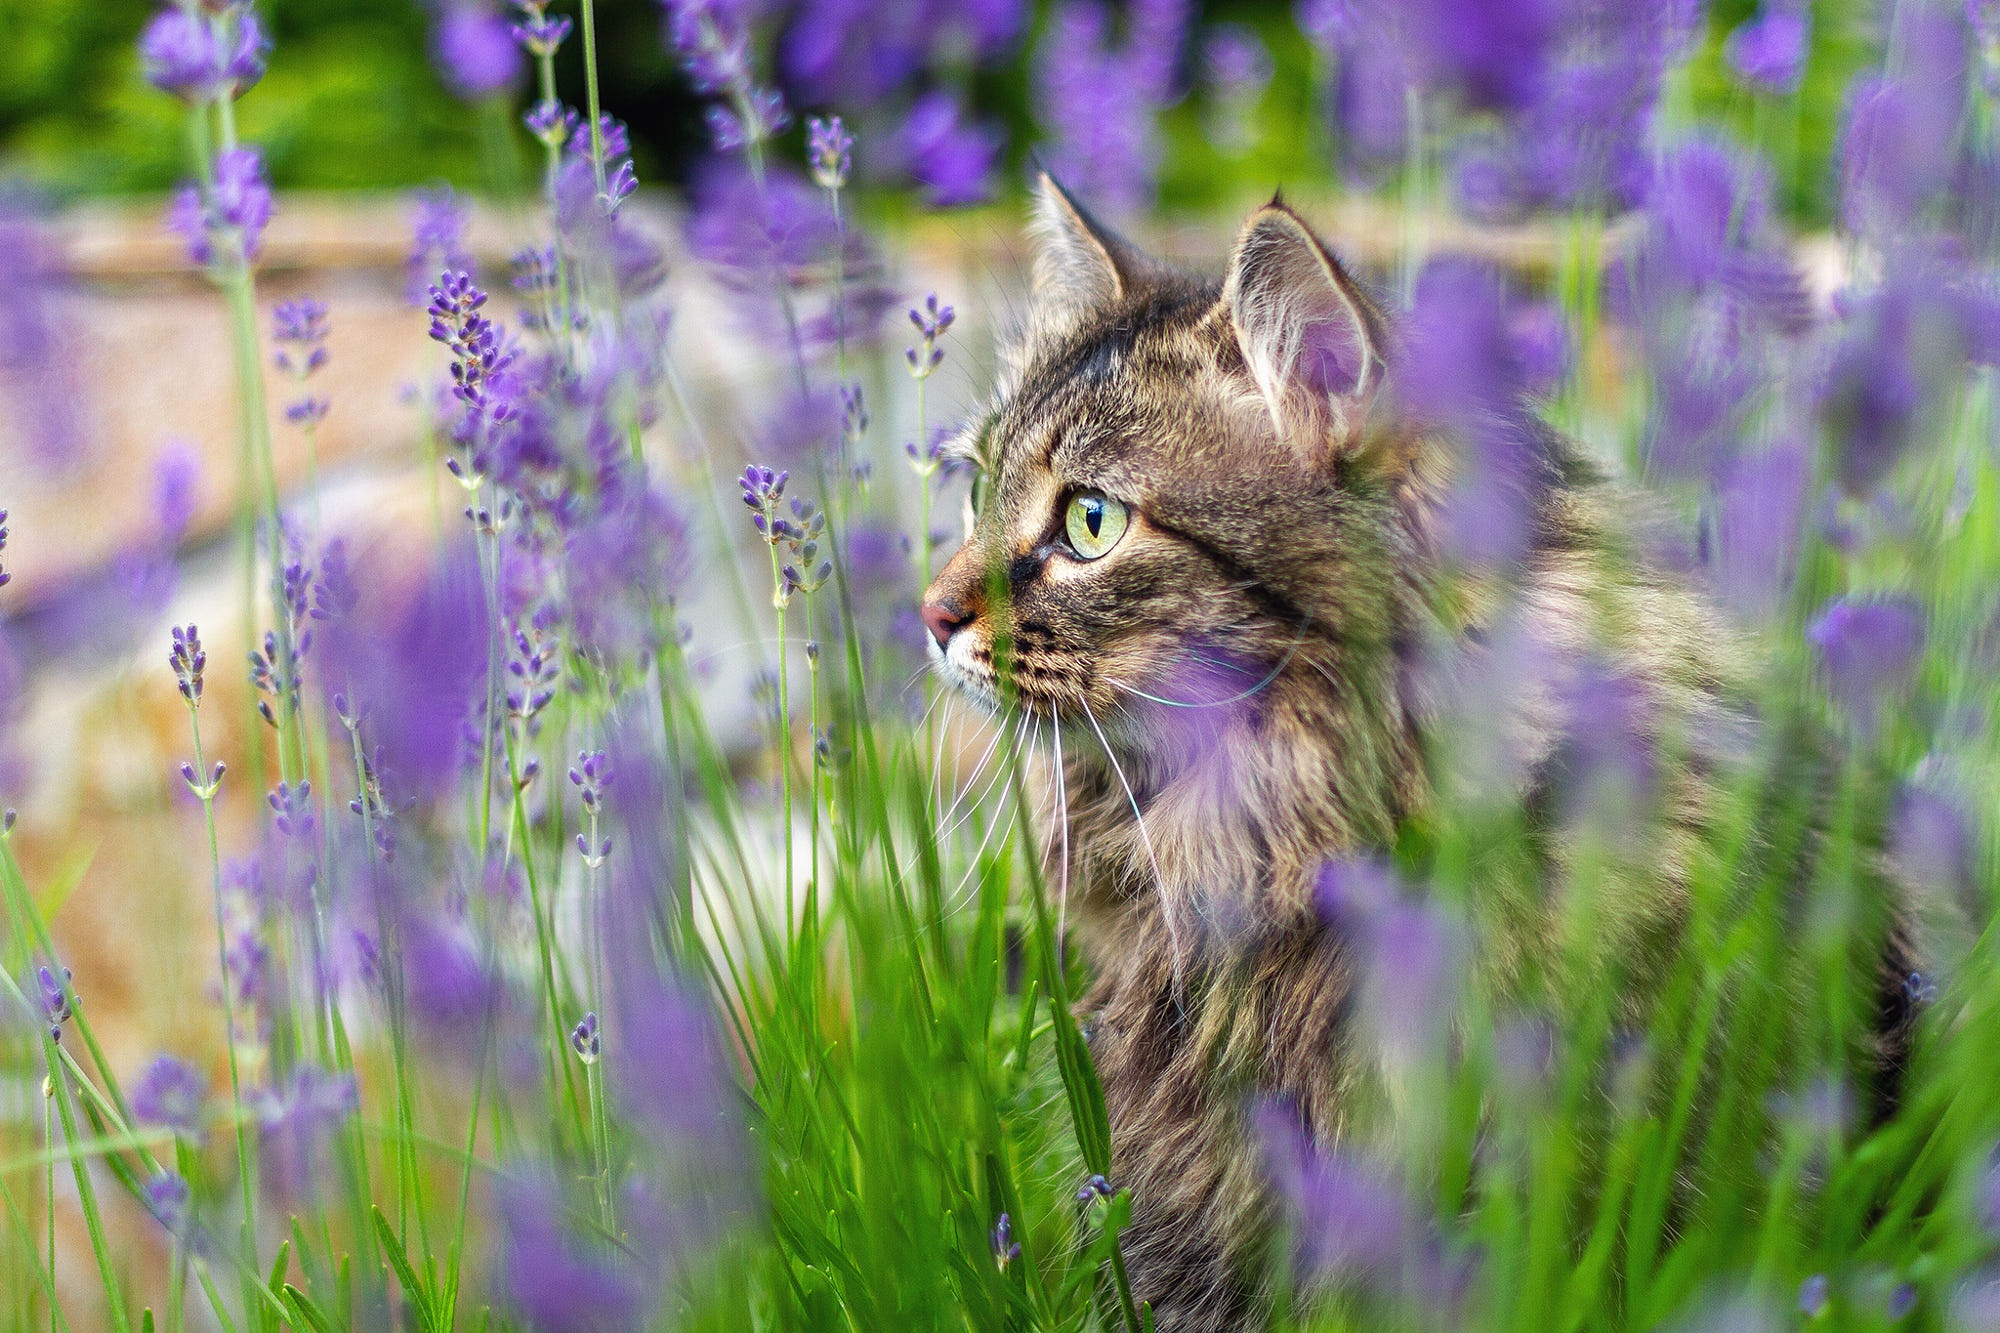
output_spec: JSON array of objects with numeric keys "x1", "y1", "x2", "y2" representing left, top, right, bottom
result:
[{"x1": 921, "y1": 180, "x2": 1914, "y2": 1330}]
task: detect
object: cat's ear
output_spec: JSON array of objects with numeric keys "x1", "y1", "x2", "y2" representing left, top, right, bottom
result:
[
  {"x1": 1029, "y1": 173, "x2": 1152, "y2": 334},
  {"x1": 1222, "y1": 202, "x2": 1382, "y2": 449}
]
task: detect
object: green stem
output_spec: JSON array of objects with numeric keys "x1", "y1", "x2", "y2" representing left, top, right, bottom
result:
[{"x1": 187, "y1": 707, "x2": 261, "y2": 1304}]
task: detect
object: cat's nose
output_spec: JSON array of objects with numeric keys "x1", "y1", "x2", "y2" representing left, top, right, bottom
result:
[{"x1": 921, "y1": 598, "x2": 974, "y2": 648}]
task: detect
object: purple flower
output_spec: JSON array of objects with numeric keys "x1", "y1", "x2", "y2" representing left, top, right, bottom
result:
[
  {"x1": 1725, "y1": 3, "x2": 1810, "y2": 95},
  {"x1": 214, "y1": 147, "x2": 273, "y2": 237},
  {"x1": 1893, "y1": 780, "x2": 1974, "y2": 898},
  {"x1": 167, "y1": 184, "x2": 213, "y2": 267},
  {"x1": 131, "y1": 1056, "x2": 207, "y2": 1135},
  {"x1": 0, "y1": 204, "x2": 84, "y2": 467},
  {"x1": 661, "y1": 0, "x2": 756, "y2": 96},
  {"x1": 317, "y1": 537, "x2": 492, "y2": 801},
  {"x1": 1799, "y1": 1274, "x2": 1831, "y2": 1318},
  {"x1": 1807, "y1": 597, "x2": 1926, "y2": 736},
  {"x1": 273, "y1": 297, "x2": 330, "y2": 429},
  {"x1": 570, "y1": 1010, "x2": 601, "y2": 1063},
  {"x1": 1256, "y1": 1102, "x2": 1462, "y2": 1305},
  {"x1": 1398, "y1": 259, "x2": 1547, "y2": 565},
  {"x1": 169, "y1": 623, "x2": 206, "y2": 704},
  {"x1": 1203, "y1": 23, "x2": 1274, "y2": 98},
  {"x1": 990, "y1": 1212, "x2": 1020, "y2": 1268},
  {"x1": 905, "y1": 292, "x2": 955, "y2": 378},
  {"x1": 432, "y1": 3, "x2": 525, "y2": 100},
  {"x1": 1447, "y1": 2, "x2": 1688, "y2": 217},
  {"x1": 272, "y1": 296, "x2": 330, "y2": 375},
  {"x1": 1839, "y1": 13, "x2": 1969, "y2": 236},
  {"x1": 142, "y1": 1171, "x2": 194, "y2": 1243},
  {"x1": 1315, "y1": 859, "x2": 1459, "y2": 1071},
  {"x1": 902, "y1": 91, "x2": 1000, "y2": 208},
  {"x1": 0, "y1": 509, "x2": 10, "y2": 594},
  {"x1": 511, "y1": 4, "x2": 572, "y2": 58},
  {"x1": 140, "y1": 4, "x2": 267, "y2": 103},
  {"x1": 407, "y1": 186, "x2": 473, "y2": 305},
  {"x1": 1703, "y1": 439, "x2": 1809, "y2": 624},
  {"x1": 139, "y1": 8, "x2": 222, "y2": 102},
  {"x1": 36, "y1": 965, "x2": 72, "y2": 1040},
  {"x1": 807, "y1": 115, "x2": 853, "y2": 191},
  {"x1": 1034, "y1": 0, "x2": 1193, "y2": 217},
  {"x1": 154, "y1": 440, "x2": 202, "y2": 540},
  {"x1": 170, "y1": 147, "x2": 273, "y2": 267},
  {"x1": 498, "y1": 1174, "x2": 645, "y2": 1330},
  {"x1": 257, "y1": 1064, "x2": 358, "y2": 1202}
]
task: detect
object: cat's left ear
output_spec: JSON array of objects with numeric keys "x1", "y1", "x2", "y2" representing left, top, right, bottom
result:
[{"x1": 1222, "y1": 202, "x2": 1383, "y2": 450}]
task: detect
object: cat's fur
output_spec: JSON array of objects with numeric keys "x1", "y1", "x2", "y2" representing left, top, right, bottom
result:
[{"x1": 921, "y1": 179, "x2": 1915, "y2": 1330}]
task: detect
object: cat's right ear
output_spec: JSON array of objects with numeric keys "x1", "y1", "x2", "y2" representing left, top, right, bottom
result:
[
  {"x1": 1222, "y1": 203, "x2": 1383, "y2": 454},
  {"x1": 1029, "y1": 173, "x2": 1150, "y2": 337}
]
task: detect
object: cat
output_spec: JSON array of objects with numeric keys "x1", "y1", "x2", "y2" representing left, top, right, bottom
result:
[{"x1": 919, "y1": 177, "x2": 1918, "y2": 1330}]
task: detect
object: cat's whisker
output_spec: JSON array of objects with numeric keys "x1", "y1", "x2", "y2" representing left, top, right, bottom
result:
[
  {"x1": 1053, "y1": 721, "x2": 1071, "y2": 955},
  {"x1": 939, "y1": 715, "x2": 1033, "y2": 918},
  {"x1": 1081, "y1": 696, "x2": 1186, "y2": 987}
]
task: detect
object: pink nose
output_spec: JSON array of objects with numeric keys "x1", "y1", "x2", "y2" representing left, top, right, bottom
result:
[{"x1": 921, "y1": 599, "x2": 973, "y2": 648}]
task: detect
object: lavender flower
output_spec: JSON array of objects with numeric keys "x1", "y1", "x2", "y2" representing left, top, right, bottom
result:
[
  {"x1": 142, "y1": 1171, "x2": 194, "y2": 1243},
  {"x1": 1893, "y1": 779, "x2": 1974, "y2": 898},
  {"x1": 569, "y1": 750, "x2": 611, "y2": 813},
  {"x1": 317, "y1": 538, "x2": 491, "y2": 801},
  {"x1": 170, "y1": 147, "x2": 274, "y2": 267},
  {"x1": 739, "y1": 464, "x2": 791, "y2": 544},
  {"x1": 427, "y1": 270, "x2": 520, "y2": 468},
  {"x1": 1807, "y1": 597, "x2": 1926, "y2": 737},
  {"x1": 154, "y1": 440, "x2": 202, "y2": 540},
  {"x1": 257, "y1": 1064, "x2": 359, "y2": 1202},
  {"x1": 901, "y1": 92, "x2": 1000, "y2": 208},
  {"x1": 905, "y1": 293, "x2": 955, "y2": 379},
  {"x1": 570, "y1": 1010, "x2": 601, "y2": 1063},
  {"x1": 131, "y1": 1055, "x2": 207, "y2": 1135},
  {"x1": 1075, "y1": 1173, "x2": 1115, "y2": 1206},
  {"x1": 499, "y1": 1175, "x2": 643, "y2": 1328},
  {"x1": 1799, "y1": 1273, "x2": 1831, "y2": 1317},
  {"x1": 1725, "y1": 3, "x2": 1810, "y2": 95},
  {"x1": 510, "y1": 0, "x2": 572, "y2": 58},
  {"x1": 272, "y1": 296, "x2": 329, "y2": 376},
  {"x1": 1703, "y1": 439, "x2": 1809, "y2": 624},
  {"x1": 1035, "y1": 0, "x2": 1192, "y2": 217},
  {"x1": 433, "y1": 2, "x2": 525, "y2": 100},
  {"x1": 505, "y1": 607, "x2": 561, "y2": 727},
  {"x1": 407, "y1": 186, "x2": 474, "y2": 305},
  {"x1": 807, "y1": 115, "x2": 853, "y2": 191},
  {"x1": 990, "y1": 1212, "x2": 1020, "y2": 1268},
  {"x1": 1839, "y1": 13, "x2": 1969, "y2": 236},
  {"x1": 140, "y1": 3, "x2": 268, "y2": 104},
  {"x1": 36, "y1": 965, "x2": 72, "y2": 1041},
  {"x1": 0, "y1": 205, "x2": 84, "y2": 466},
  {"x1": 707, "y1": 88, "x2": 791, "y2": 152},
  {"x1": 1256, "y1": 1102, "x2": 1461, "y2": 1305},
  {"x1": 1315, "y1": 859, "x2": 1459, "y2": 1072}
]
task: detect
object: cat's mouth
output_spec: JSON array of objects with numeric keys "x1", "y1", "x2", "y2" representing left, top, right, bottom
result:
[{"x1": 927, "y1": 630, "x2": 1091, "y2": 721}]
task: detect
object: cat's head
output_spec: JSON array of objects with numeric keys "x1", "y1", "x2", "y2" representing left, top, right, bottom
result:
[{"x1": 922, "y1": 177, "x2": 1415, "y2": 738}]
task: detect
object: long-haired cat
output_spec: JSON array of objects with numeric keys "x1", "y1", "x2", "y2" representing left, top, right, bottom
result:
[{"x1": 920, "y1": 178, "x2": 1916, "y2": 1330}]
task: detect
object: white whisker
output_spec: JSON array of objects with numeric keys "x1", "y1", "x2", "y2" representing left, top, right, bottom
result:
[{"x1": 1080, "y1": 697, "x2": 1184, "y2": 986}]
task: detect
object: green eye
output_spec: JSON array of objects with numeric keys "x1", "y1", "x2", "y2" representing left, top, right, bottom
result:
[{"x1": 1063, "y1": 491, "x2": 1130, "y2": 560}]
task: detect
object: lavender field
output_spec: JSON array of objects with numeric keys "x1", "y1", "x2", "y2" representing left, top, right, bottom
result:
[{"x1": 0, "y1": 0, "x2": 1998, "y2": 1329}]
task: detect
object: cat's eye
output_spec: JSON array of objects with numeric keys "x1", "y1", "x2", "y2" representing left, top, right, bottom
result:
[
  {"x1": 964, "y1": 469, "x2": 989, "y2": 540},
  {"x1": 1063, "y1": 491, "x2": 1129, "y2": 560}
]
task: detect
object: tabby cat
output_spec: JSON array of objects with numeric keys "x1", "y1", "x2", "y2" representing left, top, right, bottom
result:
[{"x1": 919, "y1": 177, "x2": 1915, "y2": 1330}]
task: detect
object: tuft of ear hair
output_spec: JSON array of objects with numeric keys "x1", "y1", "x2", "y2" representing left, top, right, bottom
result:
[
  {"x1": 1028, "y1": 173, "x2": 1159, "y2": 338},
  {"x1": 1222, "y1": 203, "x2": 1383, "y2": 451}
]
